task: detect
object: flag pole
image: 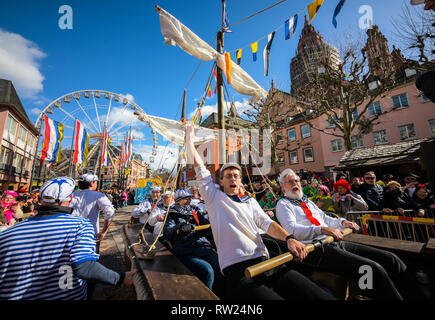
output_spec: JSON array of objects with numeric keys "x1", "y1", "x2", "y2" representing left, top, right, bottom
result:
[
  {"x1": 217, "y1": 0, "x2": 227, "y2": 173},
  {"x1": 29, "y1": 115, "x2": 44, "y2": 192}
]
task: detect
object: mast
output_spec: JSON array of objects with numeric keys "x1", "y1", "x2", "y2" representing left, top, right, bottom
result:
[
  {"x1": 177, "y1": 88, "x2": 187, "y2": 189},
  {"x1": 217, "y1": 0, "x2": 227, "y2": 168}
]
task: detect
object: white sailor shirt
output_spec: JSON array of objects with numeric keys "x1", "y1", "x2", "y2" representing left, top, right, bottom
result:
[
  {"x1": 131, "y1": 198, "x2": 158, "y2": 224},
  {"x1": 70, "y1": 189, "x2": 115, "y2": 234},
  {"x1": 276, "y1": 197, "x2": 346, "y2": 244},
  {"x1": 195, "y1": 165, "x2": 273, "y2": 273}
]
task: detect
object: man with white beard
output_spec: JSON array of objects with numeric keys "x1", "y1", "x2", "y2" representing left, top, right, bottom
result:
[{"x1": 276, "y1": 168, "x2": 427, "y2": 300}]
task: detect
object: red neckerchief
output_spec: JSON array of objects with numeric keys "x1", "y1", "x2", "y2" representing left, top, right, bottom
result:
[
  {"x1": 300, "y1": 201, "x2": 321, "y2": 226},
  {"x1": 191, "y1": 210, "x2": 200, "y2": 226}
]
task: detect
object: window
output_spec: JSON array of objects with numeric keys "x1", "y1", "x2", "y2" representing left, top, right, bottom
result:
[
  {"x1": 398, "y1": 123, "x2": 417, "y2": 141},
  {"x1": 429, "y1": 119, "x2": 435, "y2": 136},
  {"x1": 301, "y1": 124, "x2": 311, "y2": 138},
  {"x1": 13, "y1": 153, "x2": 23, "y2": 168},
  {"x1": 352, "y1": 109, "x2": 358, "y2": 121},
  {"x1": 0, "y1": 147, "x2": 12, "y2": 165},
  {"x1": 17, "y1": 126, "x2": 27, "y2": 149},
  {"x1": 327, "y1": 115, "x2": 338, "y2": 128},
  {"x1": 351, "y1": 134, "x2": 364, "y2": 149},
  {"x1": 392, "y1": 93, "x2": 409, "y2": 109},
  {"x1": 303, "y1": 148, "x2": 314, "y2": 162},
  {"x1": 331, "y1": 139, "x2": 343, "y2": 152},
  {"x1": 373, "y1": 129, "x2": 388, "y2": 145},
  {"x1": 288, "y1": 128, "x2": 296, "y2": 141},
  {"x1": 26, "y1": 134, "x2": 35, "y2": 153},
  {"x1": 4, "y1": 114, "x2": 18, "y2": 142},
  {"x1": 422, "y1": 94, "x2": 430, "y2": 102},
  {"x1": 275, "y1": 132, "x2": 283, "y2": 144},
  {"x1": 289, "y1": 151, "x2": 298, "y2": 164},
  {"x1": 277, "y1": 154, "x2": 285, "y2": 166},
  {"x1": 368, "y1": 102, "x2": 382, "y2": 117}
]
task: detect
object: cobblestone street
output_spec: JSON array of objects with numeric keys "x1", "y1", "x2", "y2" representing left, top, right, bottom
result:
[{"x1": 92, "y1": 205, "x2": 137, "y2": 300}]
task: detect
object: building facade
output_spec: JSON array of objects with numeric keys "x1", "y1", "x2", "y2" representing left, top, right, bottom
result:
[
  {"x1": 272, "y1": 24, "x2": 435, "y2": 180},
  {"x1": 0, "y1": 79, "x2": 38, "y2": 191}
]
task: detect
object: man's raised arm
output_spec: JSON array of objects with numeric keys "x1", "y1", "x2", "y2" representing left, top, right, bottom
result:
[{"x1": 185, "y1": 124, "x2": 204, "y2": 168}]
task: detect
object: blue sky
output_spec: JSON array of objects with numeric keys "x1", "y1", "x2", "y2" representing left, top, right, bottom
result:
[{"x1": 0, "y1": 0, "x2": 421, "y2": 169}]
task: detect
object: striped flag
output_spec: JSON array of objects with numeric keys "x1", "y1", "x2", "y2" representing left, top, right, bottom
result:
[
  {"x1": 40, "y1": 115, "x2": 64, "y2": 163},
  {"x1": 120, "y1": 143, "x2": 124, "y2": 169},
  {"x1": 214, "y1": 69, "x2": 218, "y2": 94},
  {"x1": 250, "y1": 42, "x2": 258, "y2": 61},
  {"x1": 127, "y1": 129, "x2": 133, "y2": 167},
  {"x1": 101, "y1": 124, "x2": 109, "y2": 167},
  {"x1": 285, "y1": 15, "x2": 298, "y2": 40},
  {"x1": 308, "y1": 0, "x2": 324, "y2": 23},
  {"x1": 236, "y1": 48, "x2": 242, "y2": 65},
  {"x1": 72, "y1": 119, "x2": 89, "y2": 166},
  {"x1": 332, "y1": 0, "x2": 346, "y2": 28},
  {"x1": 263, "y1": 32, "x2": 276, "y2": 77}
]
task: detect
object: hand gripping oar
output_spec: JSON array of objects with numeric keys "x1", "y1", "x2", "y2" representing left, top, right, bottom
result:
[{"x1": 244, "y1": 228, "x2": 353, "y2": 279}]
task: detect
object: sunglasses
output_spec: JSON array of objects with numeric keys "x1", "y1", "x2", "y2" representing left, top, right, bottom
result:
[{"x1": 365, "y1": 177, "x2": 375, "y2": 180}]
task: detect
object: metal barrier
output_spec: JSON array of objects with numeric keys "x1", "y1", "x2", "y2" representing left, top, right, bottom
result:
[
  {"x1": 345, "y1": 209, "x2": 435, "y2": 243},
  {"x1": 361, "y1": 214, "x2": 435, "y2": 243}
]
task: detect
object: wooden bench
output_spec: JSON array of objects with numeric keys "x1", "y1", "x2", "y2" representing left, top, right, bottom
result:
[{"x1": 121, "y1": 222, "x2": 219, "y2": 300}]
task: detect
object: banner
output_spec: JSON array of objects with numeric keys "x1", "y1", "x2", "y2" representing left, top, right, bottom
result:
[
  {"x1": 40, "y1": 115, "x2": 64, "y2": 163},
  {"x1": 73, "y1": 119, "x2": 89, "y2": 166}
]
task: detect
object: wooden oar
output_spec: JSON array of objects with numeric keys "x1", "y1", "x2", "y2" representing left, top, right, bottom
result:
[
  {"x1": 193, "y1": 224, "x2": 211, "y2": 231},
  {"x1": 244, "y1": 228, "x2": 353, "y2": 279}
]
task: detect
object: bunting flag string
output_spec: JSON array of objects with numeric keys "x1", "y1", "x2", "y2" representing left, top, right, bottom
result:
[
  {"x1": 332, "y1": 0, "x2": 346, "y2": 28},
  {"x1": 285, "y1": 14, "x2": 298, "y2": 40},
  {"x1": 308, "y1": 0, "x2": 325, "y2": 23},
  {"x1": 236, "y1": 48, "x2": 242, "y2": 65},
  {"x1": 263, "y1": 31, "x2": 276, "y2": 77},
  {"x1": 250, "y1": 42, "x2": 258, "y2": 62}
]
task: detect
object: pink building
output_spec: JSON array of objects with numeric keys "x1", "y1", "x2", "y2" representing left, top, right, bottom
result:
[{"x1": 0, "y1": 79, "x2": 39, "y2": 191}]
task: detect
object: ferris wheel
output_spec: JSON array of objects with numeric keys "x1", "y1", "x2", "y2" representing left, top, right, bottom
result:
[{"x1": 33, "y1": 90, "x2": 159, "y2": 185}]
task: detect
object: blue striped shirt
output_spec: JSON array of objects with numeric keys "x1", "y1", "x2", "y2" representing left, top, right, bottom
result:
[{"x1": 0, "y1": 213, "x2": 99, "y2": 300}]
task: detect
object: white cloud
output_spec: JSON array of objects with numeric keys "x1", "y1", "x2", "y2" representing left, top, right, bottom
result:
[
  {"x1": 30, "y1": 107, "x2": 42, "y2": 115},
  {"x1": 134, "y1": 144, "x2": 179, "y2": 172},
  {"x1": 0, "y1": 28, "x2": 46, "y2": 99},
  {"x1": 107, "y1": 106, "x2": 141, "y2": 128}
]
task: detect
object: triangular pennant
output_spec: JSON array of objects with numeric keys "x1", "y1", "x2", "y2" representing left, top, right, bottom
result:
[{"x1": 308, "y1": 0, "x2": 324, "y2": 23}]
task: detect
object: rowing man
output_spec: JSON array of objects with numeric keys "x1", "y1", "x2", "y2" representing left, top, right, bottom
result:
[
  {"x1": 185, "y1": 124, "x2": 334, "y2": 300},
  {"x1": 276, "y1": 168, "x2": 427, "y2": 300}
]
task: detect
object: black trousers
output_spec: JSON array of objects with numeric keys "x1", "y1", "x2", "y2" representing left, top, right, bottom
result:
[
  {"x1": 222, "y1": 257, "x2": 336, "y2": 300},
  {"x1": 290, "y1": 240, "x2": 426, "y2": 300}
]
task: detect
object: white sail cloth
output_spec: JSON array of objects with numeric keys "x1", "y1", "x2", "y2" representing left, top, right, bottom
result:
[
  {"x1": 134, "y1": 110, "x2": 218, "y2": 146},
  {"x1": 156, "y1": 6, "x2": 268, "y2": 103}
]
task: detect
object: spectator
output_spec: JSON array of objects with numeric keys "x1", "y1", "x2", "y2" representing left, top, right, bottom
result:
[
  {"x1": 121, "y1": 190, "x2": 128, "y2": 207},
  {"x1": 357, "y1": 171, "x2": 384, "y2": 211},
  {"x1": 383, "y1": 181, "x2": 413, "y2": 215},
  {"x1": 332, "y1": 180, "x2": 368, "y2": 217},
  {"x1": 402, "y1": 174, "x2": 420, "y2": 198},
  {"x1": 0, "y1": 191, "x2": 20, "y2": 226},
  {"x1": 0, "y1": 177, "x2": 136, "y2": 300},
  {"x1": 253, "y1": 180, "x2": 266, "y2": 202},
  {"x1": 411, "y1": 184, "x2": 435, "y2": 218},
  {"x1": 411, "y1": 184, "x2": 435, "y2": 242},
  {"x1": 303, "y1": 179, "x2": 318, "y2": 198},
  {"x1": 351, "y1": 177, "x2": 362, "y2": 194},
  {"x1": 310, "y1": 185, "x2": 335, "y2": 213},
  {"x1": 258, "y1": 187, "x2": 281, "y2": 221}
]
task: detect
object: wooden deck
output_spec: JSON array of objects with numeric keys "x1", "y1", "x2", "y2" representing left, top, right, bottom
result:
[{"x1": 121, "y1": 222, "x2": 219, "y2": 300}]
